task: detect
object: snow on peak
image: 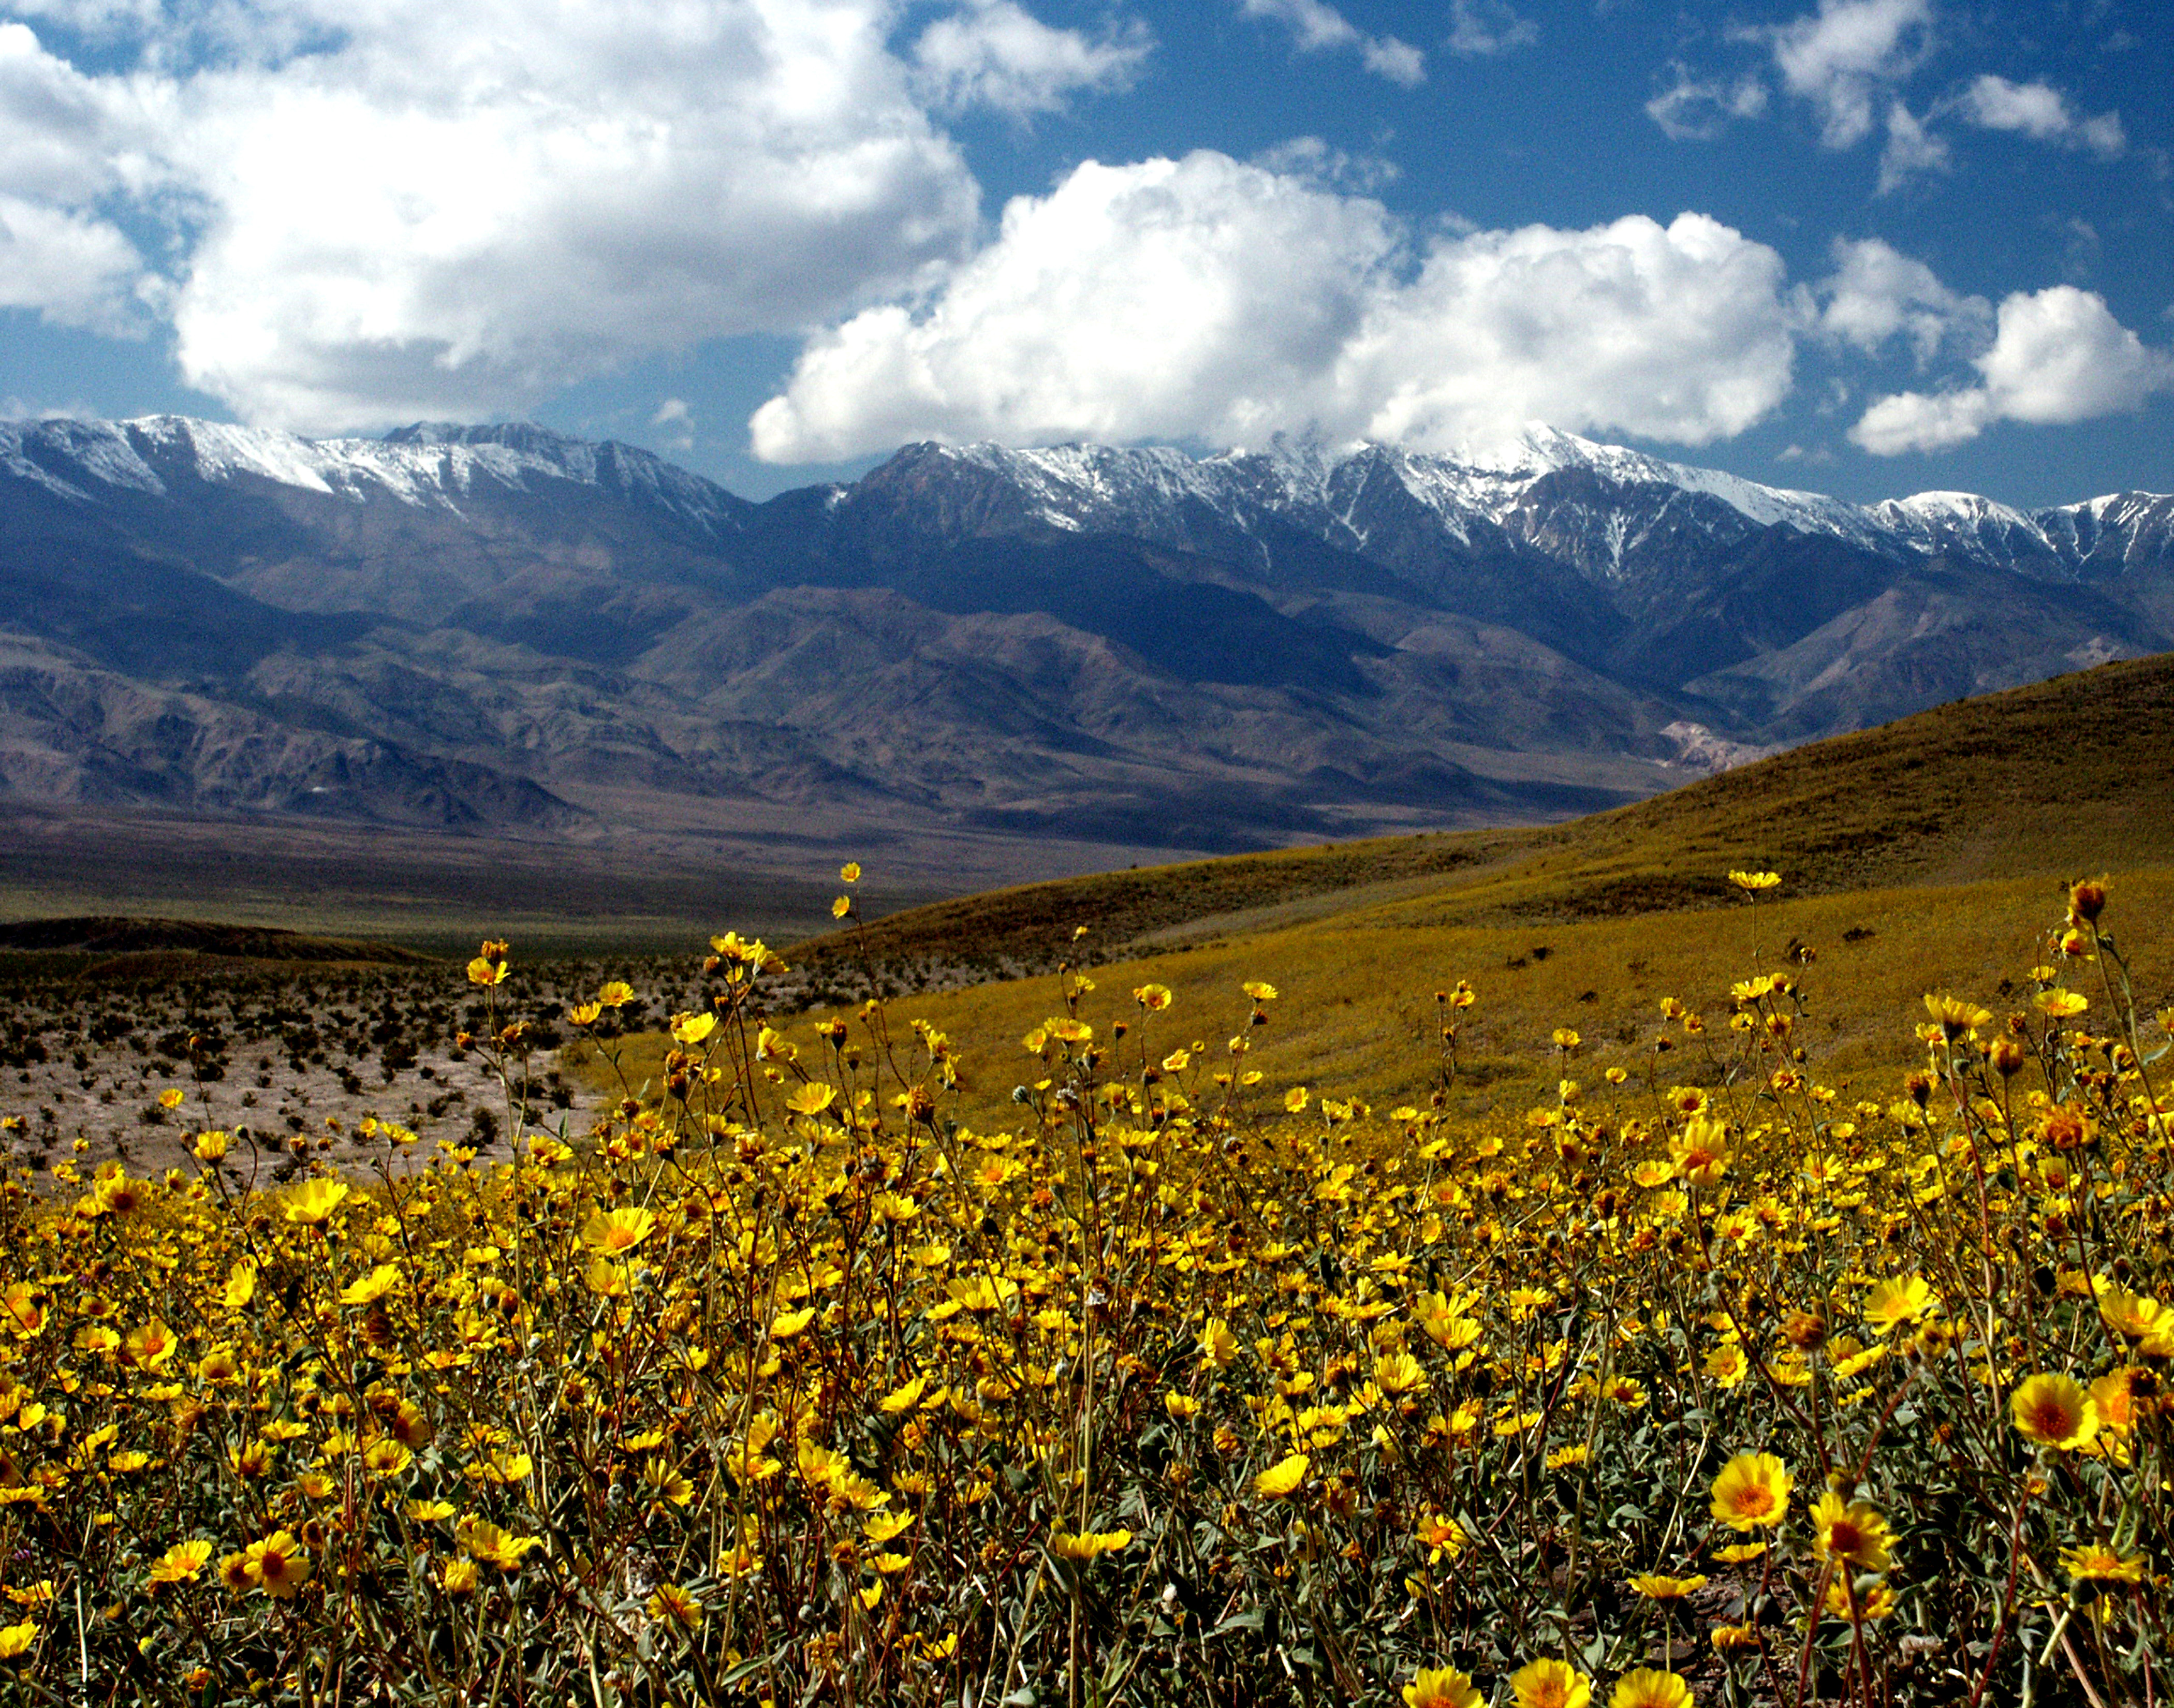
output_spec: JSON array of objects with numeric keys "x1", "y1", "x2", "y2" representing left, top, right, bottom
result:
[
  {"x1": 0, "y1": 416, "x2": 169, "y2": 500},
  {"x1": 0, "y1": 414, "x2": 742, "y2": 540},
  {"x1": 1881, "y1": 490, "x2": 2037, "y2": 528},
  {"x1": 924, "y1": 428, "x2": 1915, "y2": 561}
]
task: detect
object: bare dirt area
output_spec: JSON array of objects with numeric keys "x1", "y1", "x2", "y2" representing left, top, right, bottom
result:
[{"x1": 0, "y1": 947, "x2": 625, "y2": 1189}]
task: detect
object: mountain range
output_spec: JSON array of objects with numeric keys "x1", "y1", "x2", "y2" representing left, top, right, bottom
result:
[{"x1": 3, "y1": 413, "x2": 2168, "y2": 886}]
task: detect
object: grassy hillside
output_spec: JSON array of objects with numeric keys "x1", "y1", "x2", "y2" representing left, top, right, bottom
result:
[
  {"x1": 581, "y1": 654, "x2": 2174, "y2": 1128},
  {"x1": 798, "y1": 652, "x2": 2174, "y2": 984}
]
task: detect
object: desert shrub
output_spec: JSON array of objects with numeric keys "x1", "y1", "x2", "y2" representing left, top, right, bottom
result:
[{"x1": 0, "y1": 877, "x2": 2167, "y2": 1705}]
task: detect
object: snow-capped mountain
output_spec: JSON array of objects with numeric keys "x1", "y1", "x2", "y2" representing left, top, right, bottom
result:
[
  {"x1": 1, "y1": 411, "x2": 2169, "y2": 854},
  {"x1": 844, "y1": 429, "x2": 2173, "y2": 585},
  {"x1": 1, "y1": 414, "x2": 750, "y2": 541}
]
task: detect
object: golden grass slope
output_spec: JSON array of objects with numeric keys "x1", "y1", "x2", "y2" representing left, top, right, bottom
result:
[
  {"x1": 795, "y1": 652, "x2": 2174, "y2": 981},
  {"x1": 651, "y1": 653, "x2": 2174, "y2": 1137}
]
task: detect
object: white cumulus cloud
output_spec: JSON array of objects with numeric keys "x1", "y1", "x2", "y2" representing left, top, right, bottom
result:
[
  {"x1": 1768, "y1": 0, "x2": 1932, "y2": 149},
  {"x1": 1446, "y1": 0, "x2": 1537, "y2": 58},
  {"x1": 1959, "y1": 75, "x2": 2123, "y2": 157},
  {"x1": 0, "y1": 190, "x2": 143, "y2": 329},
  {"x1": 1875, "y1": 99, "x2": 1949, "y2": 192},
  {"x1": 1818, "y1": 237, "x2": 1988, "y2": 365},
  {"x1": 163, "y1": 0, "x2": 990, "y2": 431},
  {"x1": 0, "y1": 0, "x2": 1156, "y2": 432},
  {"x1": 1851, "y1": 285, "x2": 2172, "y2": 453},
  {"x1": 1340, "y1": 213, "x2": 1800, "y2": 450},
  {"x1": 1236, "y1": 0, "x2": 1426, "y2": 85},
  {"x1": 750, "y1": 152, "x2": 1404, "y2": 457},
  {"x1": 750, "y1": 153, "x2": 1807, "y2": 461},
  {"x1": 912, "y1": 0, "x2": 1151, "y2": 116},
  {"x1": 1645, "y1": 64, "x2": 1768, "y2": 142}
]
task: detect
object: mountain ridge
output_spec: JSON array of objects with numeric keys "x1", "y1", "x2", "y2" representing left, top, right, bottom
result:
[{"x1": 2, "y1": 411, "x2": 2169, "y2": 891}]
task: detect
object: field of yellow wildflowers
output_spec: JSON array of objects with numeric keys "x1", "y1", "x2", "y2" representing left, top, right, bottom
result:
[{"x1": 2, "y1": 866, "x2": 2170, "y2": 1707}]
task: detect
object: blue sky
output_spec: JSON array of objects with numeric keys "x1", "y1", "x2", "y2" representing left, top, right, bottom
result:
[{"x1": 0, "y1": 0, "x2": 2166, "y2": 507}]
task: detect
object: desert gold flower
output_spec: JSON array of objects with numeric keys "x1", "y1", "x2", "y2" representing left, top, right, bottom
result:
[
  {"x1": 222, "y1": 1261, "x2": 257, "y2": 1311},
  {"x1": 1612, "y1": 1671, "x2": 1693, "y2": 1708},
  {"x1": 1404, "y1": 1666, "x2": 1483, "y2": 1708},
  {"x1": 148, "y1": 1540, "x2": 213, "y2": 1584},
  {"x1": 1050, "y1": 1527, "x2": 1132, "y2": 1559},
  {"x1": 648, "y1": 1583, "x2": 702, "y2": 1628},
  {"x1": 1922, "y1": 994, "x2": 1992, "y2": 1039},
  {"x1": 0, "y1": 1620, "x2": 36, "y2": 1660},
  {"x1": 459, "y1": 1518, "x2": 545, "y2": 1570},
  {"x1": 338, "y1": 1264, "x2": 402, "y2": 1306},
  {"x1": 242, "y1": 1532, "x2": 311, "y2": 1599},
  {"x1": 123, "y1": 1319, "x2": 177, "y2": 1370},
  {"x1": 2012, "y1": 1374, "x2": 2099, "y2": 1450},
  {"x1": 283, "y1": 1179, "x2": 348, "y2": 1225},
  {"x1": 1822, "y1": 1576, "x2": 1898, "y2": 1622},
  {"x1": 785, "y1": 1081, "x2": 836, "y2": 1116},
  {"x1": 0, "y1": 1284, "x2": 42, "y2": 1338},
  {"x1": 1863, "y1": 1276, "x2": 1933, "y2": 1334},
  {"x1": 1511, "y1": 1657, "x2": 1593, "y2": 1708},
  {"x1": 1727, "y1": 870, "x2": 1781, "y2": 893},
  {"x1": 1710, "y1": 1453, "x2": 1791, "y2": 1531},
  {"x1": 947, "y1": 1274, "x2": 1019, "y2": 1315},
  {"x1": 1627, "y1": 1573, "x2": 1706, "y2": 1601},
  {"x1": 580, "y1": 1206, "x2": 655, "y2": 1254},
  {"x1": 2039, "y1": 1103, "x2": 2095, "y2": 1150},
  {"x1": 1811, "y1": 1491, "x2": 1892, "y2": 1572},
  {"x1": 1669, "y1": 1117, "x2": 1731, "y2": 1186},
  {"x1": 363, "y1": 1437, "x2": 414, "y2": 1477},
  {"x1": 2096, "y1": 1283, "x2": 2170, "y2": 1343},
  {"x1": 1416, "y1": 1513, "x2": 1465, "y2": 1561},
  {"x1": 2062, "y1": 1544, "x2": 2144, "y2": 1584},
  {"x1": 2091, "y1": 1368, "x2": 2151, "y2": 1433},
  {"x1": 1375, "y1": 1350, "x2": 1424, "y2": 1395},
  {"x1": 584, "y1": 1256, "x2": 631, "y2": 1298},
  {"x1": 865, "y1": 1511, "x2": 915, "y2": 1547},
  {"x1": 1255, "y1": 1453, "x2": 1310, "y2": 1498}
]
